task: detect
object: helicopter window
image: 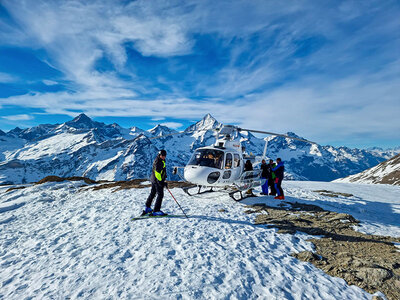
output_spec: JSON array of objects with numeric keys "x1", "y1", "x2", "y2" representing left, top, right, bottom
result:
[
  {"x1": 225, "y1": 153, "x2": 233, "y2": 169},
  {"x1": 234, "y1": 154, "x2": 240, "y2": 168},
  {"x1": 188, "y1": 149, "x2": 224, "y2": 169},
  {"x1": 223, "y1": 170, "x2": 231, "y2": 179}
]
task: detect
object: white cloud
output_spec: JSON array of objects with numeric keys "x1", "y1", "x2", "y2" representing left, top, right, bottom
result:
[
  {"x1": 1, "y1": 0, "x2": 399, "y2": 147},
  {"x1": 2, "y1": 114, "x2": 34, "y2": 121},
  {"x1": 0, "y1": 72, "x2": 18, "y2": 83},
  {"x1": 160, "y1": 122, "x2": 183, "y2": 129},
  {"x1": 42, "y1": 80, "x2": 58, "y2": 86}
]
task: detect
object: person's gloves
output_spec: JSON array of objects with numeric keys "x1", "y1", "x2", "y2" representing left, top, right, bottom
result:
[
  {"x1": 275, "y1": 178, "x2": 279, "y2": 184},
  {"x1": 164, "y1": 182, "x2": 168, "y2": 188}
]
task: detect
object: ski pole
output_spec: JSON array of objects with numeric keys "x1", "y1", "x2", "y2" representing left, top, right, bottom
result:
[{"x1": 167, "y1": 187, "x2": 189, "y2": 218}]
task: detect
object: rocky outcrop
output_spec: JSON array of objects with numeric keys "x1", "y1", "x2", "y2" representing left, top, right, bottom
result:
[{"x1": 247, "y1": 202, "x2": 400, "y2": 300}]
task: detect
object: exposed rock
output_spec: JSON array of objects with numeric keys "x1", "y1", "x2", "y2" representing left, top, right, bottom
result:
[
  {"x1": 36, "y1": 176, "x2": 97, "y2": 185},
  {"x1": 313, "y1": 190, "x2": 354, "y2": 197},
  {"x1": 356, "y1": 267, "x2": 393, "y2": 286},
  {"x1": 250, "y1": 202, "x2": 400, "y2": 300},
  {"x1": 91, "y1": 180, "x2": 192, "y2": 192}
]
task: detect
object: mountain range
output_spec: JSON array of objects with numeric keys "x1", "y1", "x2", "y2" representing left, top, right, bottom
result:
[
  {"x1": 0, "y1": 113, "x2": 398, "y2": 185},
  {"x1": 334, "y1": 153, "x2": 400, "y2": 185}
]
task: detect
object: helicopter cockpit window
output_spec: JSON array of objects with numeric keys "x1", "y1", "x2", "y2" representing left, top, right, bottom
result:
[
  {"x1": 234, "y1": 154, "x2": 240, "y2": 168},
  {"x1": 225, "y1": 153, "x2": 233, "y2": 169},
  {"x1": 188, "y1": 149, "x2": 224, "y2": 169}
]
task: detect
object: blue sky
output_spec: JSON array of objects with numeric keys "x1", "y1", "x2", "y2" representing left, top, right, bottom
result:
[{"x1": 0, "y1": 0, "x2": 399, "y2": 148}]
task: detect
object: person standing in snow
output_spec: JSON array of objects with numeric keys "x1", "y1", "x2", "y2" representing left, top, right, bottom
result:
[
  {"x1": 260, "y1": 159, "x2": 269, "y2": 195},
  {"x1": 244, "y1": 160, "x2": 254, "y2": 195},
  {"x1": 272, "y1": 158, "x2": 284, "y2": 199},
  {"x1": 142, "y1": 149, "x2": 168, "y2": 216},
  {"x1": 268, "y1": 159, "x2": 277, "y2": 196}
]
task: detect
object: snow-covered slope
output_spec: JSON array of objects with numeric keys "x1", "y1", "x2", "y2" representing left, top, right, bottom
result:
[
  {"x1": 0, "y1": 113, "x2": 398, "y2": 184},
  {"x1": 334, "y1": 153, "x2": 400, "y2": 185},
  {"x1": 1, "y1": 181, "x2": 398, "y2": 299}
]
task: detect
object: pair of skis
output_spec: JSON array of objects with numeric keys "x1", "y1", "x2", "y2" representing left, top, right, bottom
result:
[
  {"x1": 132, "y1": 187, "x2": 189, "y2": 221},
  {"x1": 131, "y1": 214, "x2": 187, "y2": 221}
]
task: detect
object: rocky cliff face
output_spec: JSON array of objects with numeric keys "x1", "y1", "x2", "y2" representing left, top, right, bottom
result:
[{"x1": 0, "y1": 113, "x2": 398, "y2": 184}]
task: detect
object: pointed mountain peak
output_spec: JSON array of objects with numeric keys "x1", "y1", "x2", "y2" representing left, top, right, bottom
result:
[
  {"x1": 8, "y1": 127, "x2": 23, "y2": 136},
  {"x1": 71, "y1": 113, "x2": 92, "y2": 124},
  {"x1": 65, "y1": 113, "x2": 104, "y2": 130},
  {"x1": 285, "y1": 132, "x2": 301, "y2": 139},
  {"x1": 148, "y1": 124, "x2": 177, "y2": 136},
  {"x1": 130, "y1": 126, "x2": 144, "y2": 133},
  {"x1": 185, "y1": 114, "x2": 221, "y2": 132},
  {"x1": 203, "y1": 113, "x2": 215, "y2": 121}
]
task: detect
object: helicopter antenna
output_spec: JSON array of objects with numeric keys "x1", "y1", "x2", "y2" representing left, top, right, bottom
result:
[
  {"x1": 262, "y1": 137, "x2": 269, "y2": 158},
  {"x1": 237, "y1": 128, "x2": 316, "y2": 144}
]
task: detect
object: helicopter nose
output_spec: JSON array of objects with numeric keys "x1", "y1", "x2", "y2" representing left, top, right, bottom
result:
[{"x1": 184, "y1": 166, "x2": 220, "y2": 186}]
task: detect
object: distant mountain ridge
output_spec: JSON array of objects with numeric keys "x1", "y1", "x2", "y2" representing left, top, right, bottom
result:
[
  {"x1": 0, "y1": 113, "x2": 398, "y2": 184},
  {"x1": 334, "y1": 153, "x2": 400, "y2": 185}
]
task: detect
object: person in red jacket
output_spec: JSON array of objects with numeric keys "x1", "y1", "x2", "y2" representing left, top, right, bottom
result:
[{"x1": 272, "y1": 158, "x2": 285, "y2": 200}]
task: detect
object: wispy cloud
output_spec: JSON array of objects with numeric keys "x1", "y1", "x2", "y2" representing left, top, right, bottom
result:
[
  {"x1": 0, "y1": 0, "x2": 399, "y2": 147},
  {"x1": 2, "y1": 114, "x2": 33, "y2": 121},
  {"x1": 42, "y1": 79, "x2": 58, "y2": 86},
  {"x1": 160, "y1": 122, "x2": 183, "y2": 129},
  {"x1": 0, "y1": 72, "x2": 18, "y2": 83}
]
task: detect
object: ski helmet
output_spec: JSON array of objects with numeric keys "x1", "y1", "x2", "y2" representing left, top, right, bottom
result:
[{"x1": 159, "y1": 149, "x2": 167, "y2": 156}]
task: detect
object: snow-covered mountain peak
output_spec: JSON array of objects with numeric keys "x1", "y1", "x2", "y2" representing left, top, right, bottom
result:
[
  {"x1": 148, "y1": 124, "x2": 177, "y2": 137},
  {"x1": 185, "y1": 113, "x2": 220, "y2": 132},
  {"x1": 7, "y1": 127, "x2": 23, "y2": 136},
  {"x1": 130, "y1": 126, "x2": 144, "y2": 133},
  {"x1": 0, "y1": 129, "x2": 6, "y2": 136},
  {"x1": 65, "y1": 113, "x2": 102, "y2": 129}
]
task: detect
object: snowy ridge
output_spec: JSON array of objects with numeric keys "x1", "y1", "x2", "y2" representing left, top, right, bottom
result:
[
  {"x1": 0, "y1": 113, "x2": 398, "y2": 184},
  {"x1": 335, "y1": 153, "x2": 400, "y2": 185}
]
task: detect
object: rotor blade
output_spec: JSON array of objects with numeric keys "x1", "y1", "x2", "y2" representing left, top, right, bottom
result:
[{"x1": 237, "y1": 128, "x2": 316, "y2": 144}]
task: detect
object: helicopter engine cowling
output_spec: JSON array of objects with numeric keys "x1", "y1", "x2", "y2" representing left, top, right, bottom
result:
[{"x1": 184, "y1": 165, "x2": 221, "y2": 186}]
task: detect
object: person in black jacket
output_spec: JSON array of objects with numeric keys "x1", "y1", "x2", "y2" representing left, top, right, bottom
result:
[
  {"x1": 142, "y1": 149, "x2": 168, "y2": 216},
  {"x1": 268, "y1": 159, "x2": 277, "y2": 196},
  {"x1": 244, "y1": 160, "x2": 254, "y2": 195},
  {"x1": 260, "y1": 159, "x2": 269, "y2": 195}
]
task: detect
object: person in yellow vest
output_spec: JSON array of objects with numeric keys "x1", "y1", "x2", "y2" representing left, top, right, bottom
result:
[{"x1": 142, "y1": 149, "x2": 168, "y2": 216}]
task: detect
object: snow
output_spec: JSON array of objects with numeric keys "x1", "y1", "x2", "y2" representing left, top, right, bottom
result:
[
  {"x1": 1, "y1": 180, "x2": 399, "y2": 299},
  {"x1": 9, "y1": 133, "x2": 90, "y2": 160}
]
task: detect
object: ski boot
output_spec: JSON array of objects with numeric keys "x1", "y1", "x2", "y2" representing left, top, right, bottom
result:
[{"x1": 141, "y1": 206, "x2": 153, "y2": 216}]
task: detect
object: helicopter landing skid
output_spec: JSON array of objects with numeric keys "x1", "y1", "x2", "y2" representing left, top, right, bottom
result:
[
  {"x1": 228, "y1": 190, "x2": 258, "y2": 201},
  {"x1": 182, "y1": 185, "x2": 214, "y2": 196}
]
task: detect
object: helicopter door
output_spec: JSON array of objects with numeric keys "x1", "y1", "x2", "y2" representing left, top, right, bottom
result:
[
  {"x1": 222, "y1": 153, "x2": 233, "y2": 180},
  {"x1": 231, "y1": 153, "x2": 242, "y2": 180}
]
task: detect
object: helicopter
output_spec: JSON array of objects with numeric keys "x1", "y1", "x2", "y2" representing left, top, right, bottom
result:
[{"x1": 150, "y1": 124, "x2": 315, "y2": 201}]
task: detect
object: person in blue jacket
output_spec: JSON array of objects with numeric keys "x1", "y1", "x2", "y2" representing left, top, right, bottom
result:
[
  {"x1": 272, "y1": 158, "x2": 285, "y2": 200},
  {"x1": 142, "y1": 149, "x2": 168, "y2": 216}
]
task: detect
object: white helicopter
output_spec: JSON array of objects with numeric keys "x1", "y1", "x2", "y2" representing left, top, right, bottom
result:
[{"x1": 151, "y1": 124, "x2": 315, "y2": 200}]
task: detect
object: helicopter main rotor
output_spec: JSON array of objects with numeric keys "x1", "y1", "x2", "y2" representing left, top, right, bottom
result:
[
  {"x1": 146, "y1": 123, "x2": 316, "y2": 145},
  {"x1": 236, "y1": 127, "x2": 316, "y2": 144}
]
